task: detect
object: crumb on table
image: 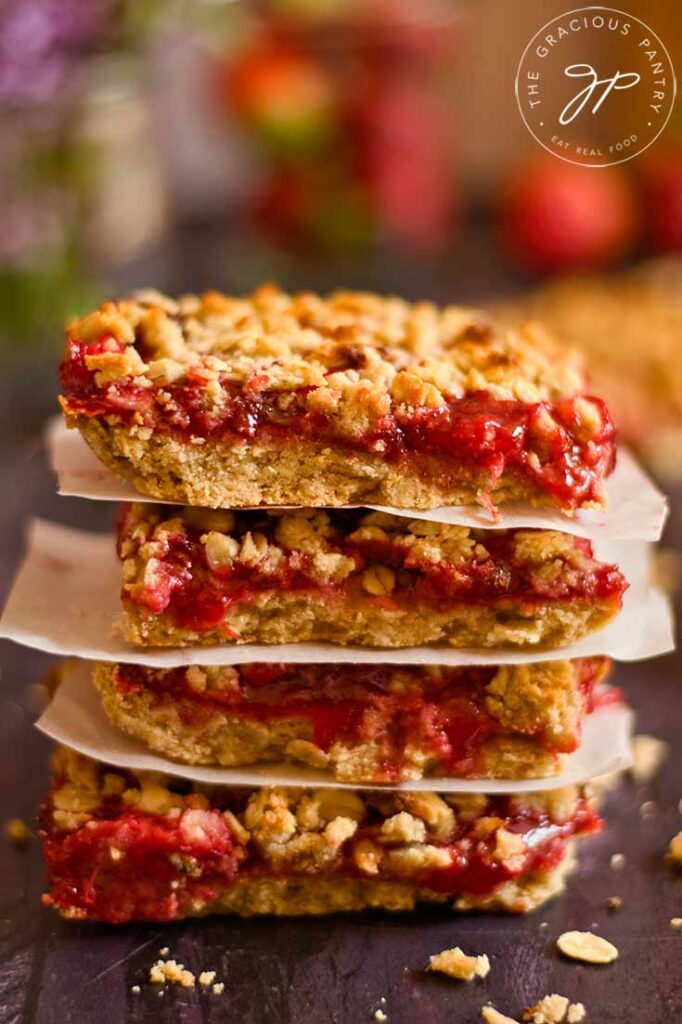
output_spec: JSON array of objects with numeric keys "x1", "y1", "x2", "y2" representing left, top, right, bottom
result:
[{"x1": 428, "y1": 946, "x2": 491, "y2": 981}]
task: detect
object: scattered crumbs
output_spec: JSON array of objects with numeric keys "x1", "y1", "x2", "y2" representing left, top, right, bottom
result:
[
  {"x1": 374, "y1": 1011, "x2": 387, "y2": 1022},
  {"x1": 667, "y1": 831, "x2": 682, "y2": 864},
  {"x1": 523, "y1": 994, "x2": 568, "y2": 1023},
  {"x1": 670, "y1": 918, "x2": 682, "y2": 930},
  {"x1": 212, "y1": 983, "x2": 225, "y2": 996},
  {"x1": 522, "y1": 994, "x2": 586, "y2": 1023},
  {"x1": 428, "y1": 946, "x2": 491, "y2": 981},
  {"x1": 5, "y1": 819, "x2": 32, "y2": 845},
  {"x1": 482, "y1": 1007, "x2": 520, "y2": 1024},
  {"x1": 149, "y1": 959, "x2": 196, "y2": 988},
  {"x1": 539, "y1": 921, "x2": 548, "y2": 929},
  {"x1": 158, "y1": 946, "x2": 170, "y2": 956},
  {"x1": 380, "y1": 997, "x2": 386, "y2": 1004},
  {"x1": 556, "y1": 931, "x2": 618, "y2": 965},
  {"x1": 606, "y1": 896, "x2": 623, "y2": 910},
  {"x1": 630, "y1": 735, "x2": 668, "y2": 784},
  {"x1": 567, "y1": 1006, "x2": 586, "y2": 1023},
  {"x1": 639, "y1": 800, "x2": 657, "y2": 818},
  {"x1": 131, "y1": 986, "x2": 140, "y2": 995},
  {"x1": 610, "y1": 853, "x2": 626, "y2": 870},
  {"x1": 198, "y1": 971, "x2": 216, "y2": 987}
]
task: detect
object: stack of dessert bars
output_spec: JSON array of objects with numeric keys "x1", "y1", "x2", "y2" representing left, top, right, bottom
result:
[{"x1": 2, "y1": 285, "x2": 671, "y2": 923}]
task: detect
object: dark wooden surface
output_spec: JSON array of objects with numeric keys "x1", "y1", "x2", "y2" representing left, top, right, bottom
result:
[{"x1": 0, "y1": 235, "x2": 681, "y2": 1024}]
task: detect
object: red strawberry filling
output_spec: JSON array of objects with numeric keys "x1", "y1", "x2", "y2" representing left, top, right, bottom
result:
[
  {"x1": 61, "y1": 335, "x2": 616, "y2": 510},
  {"x1": 113, "y1": 658, "x2": 615, "y2": 780},
  {"x1": 117, "y1": 508, "x2": 627, "y2": 634},
  {"x1": 41, "y1": 784, "x2": 600, "y2": 923}
]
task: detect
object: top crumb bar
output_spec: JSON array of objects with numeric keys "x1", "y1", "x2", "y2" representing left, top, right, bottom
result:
[{"x1": 59, "y1": 284, "x2": 616, "y2": 512}]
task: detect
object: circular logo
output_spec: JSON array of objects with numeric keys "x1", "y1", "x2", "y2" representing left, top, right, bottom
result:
[{"x1": 515, "y1": 6, "x2": 676, "y2": 167}]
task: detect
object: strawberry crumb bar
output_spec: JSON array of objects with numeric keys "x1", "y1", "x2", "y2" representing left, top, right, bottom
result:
[
  {"x1": 94, "y1": 658, "x2": 614, "y2": 783},
  {"x1": 117, "y1": 505, "x2": 627, "y2": 649},
  {"x1": 41, "y1": 747, "x2": 601, "y2": 923},
  {"x1": 59, "y1": 285, "x2": 616, "y2": 512}
]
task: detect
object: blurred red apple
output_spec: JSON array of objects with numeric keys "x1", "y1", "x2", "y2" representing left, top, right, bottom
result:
[
  {"x1": 499, "y1": 155, "x2": 640, "y2": 273},
  {"x1": 218, "y1": 38, "x2": 336, "y2": 154},
  {"x1": 639, "y1": 149, "x2": 682, "y2": 253}
]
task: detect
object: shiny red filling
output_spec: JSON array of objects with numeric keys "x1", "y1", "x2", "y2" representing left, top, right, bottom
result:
[
  {"x1": 41, "y1": 785, "x2": 600, "y2": 923},
  {"x1": 118, "y1": 507, "x2": 627, "y2": 633},
  {"x1": 115, "y1": 658, "x2": 613, "y2": 779},
  {"x1": 61, "y1": 335, "x2": 617, "y2": 509}
]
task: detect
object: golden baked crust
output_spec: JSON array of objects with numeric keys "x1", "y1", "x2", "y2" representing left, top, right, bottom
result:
[
  {"x1": 93, "y1": 659, "x2": 605, "y2": 782},
  {"x1": 60, "y1": 284, "x2": 616, "y2": 511},
  {"x1": 75, "y1": 415, "x2": 545, "y2": 511},
  {"x1": 117, "y1": 504, "x2": 626, "y2": 649},
  {"x1": 41, "y1": 747, "x2": 597, "y2": 921}
]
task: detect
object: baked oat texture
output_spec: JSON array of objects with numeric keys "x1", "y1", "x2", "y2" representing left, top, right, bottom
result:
[
  {"x1": 118, "y1": 505, "x2": 623, "y2": 649},
  {"x1": 43, "y1": 747, "x2": 587, "y2": 919},
  {"x1": 61, "y1": 284, "x2": 609, "y2": 510},
  {"x1": 93, "y1": 659, "x2": 585, "y2": 782}
]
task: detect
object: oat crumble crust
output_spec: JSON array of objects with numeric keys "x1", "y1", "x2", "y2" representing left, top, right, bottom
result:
[
  {"x1": 117, "y1": 504, "x2": 625, "y2": 649},
  {"x1": 40, "y1": 747, "x2": 595, "y2": 922},
  {"x1": 92, "y1": 658, "x2": 604, "y2": 782},
  {"x1": 523, "y1": 994, "x2": 587, "y2": 1023},
  {"x1": 428, "y1": 946, "x2": 491, "y2": 980},
  {"x1": 60, "y1": 284, "x2": 615, "y2": 511}
]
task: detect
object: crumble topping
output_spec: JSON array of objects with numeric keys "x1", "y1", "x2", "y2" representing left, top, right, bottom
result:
[
  {"x1": 64, "y1": 284, "x2": 588, "y2": 408},
  {"x1": 60, "y1": 285, "x2": 618, "y2": 511},
  {"x1": 119, "y1": 503, "x2": 626, "y2": 628},
  {"x1": 428, "y1": 946, "x2": 491, "y2": 981},
  {"x1": 556, "y1": 931, "x2": 618, "y2": 964},
  {"x1": 40, "y1": 748, "x2": 598, "y2": 923}
]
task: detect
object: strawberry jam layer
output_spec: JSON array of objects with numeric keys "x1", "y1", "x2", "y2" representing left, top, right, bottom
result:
[
  {"x1": 118, "y1": 507, "x2": 627, "y2": 633},
  {"x1": 41, "y1": 782, "x2": 600, "y2": 923},
  {"x1": 114, "y1": 658, "x2": 612, "y2": 778},
  {"x1": 61, "y1": 335, "x2": 616, "y2": 510}
]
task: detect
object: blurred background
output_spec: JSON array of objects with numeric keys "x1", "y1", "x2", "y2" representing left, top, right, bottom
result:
[{"x1": 1, "y1": 0, "x2": 681, "y2": 476}]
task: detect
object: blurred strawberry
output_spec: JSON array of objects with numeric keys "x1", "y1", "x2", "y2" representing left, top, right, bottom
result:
[
  {"x1": 639, "y1": 148, "x2": 682, "y2": 253},
  {"x1": 499, "y1": 154, "x2": 640, "y2": 273},
  {"x1": 346, "y1": 78, "x2": 454, "y2": 252},
  {"x1": 218, "y1": 37, "x2": 336, "y2": 155}
]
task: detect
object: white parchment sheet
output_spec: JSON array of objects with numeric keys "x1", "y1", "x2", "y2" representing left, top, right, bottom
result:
[
  {"x1": 48, "y1": 417, "x2": 668, "y2": 542},
  {"x1": 0, "y1": 519, "x2": 673, "y2": 667},
  {"x1": 37, "y1": 661, "x2": 634, "y2": 793}
]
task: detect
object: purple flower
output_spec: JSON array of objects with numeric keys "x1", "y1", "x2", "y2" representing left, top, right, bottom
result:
[{"x1": 0, "y1": 0, "x2": 113, "y2": 105}]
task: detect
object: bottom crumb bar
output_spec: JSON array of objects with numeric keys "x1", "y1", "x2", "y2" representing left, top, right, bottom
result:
[
  {"x1": 41, "y1": 748, "x2": 600, "y2": 923},
  {"x1": 92, "y1": 657, "x2": 614, "y2": 783}
]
